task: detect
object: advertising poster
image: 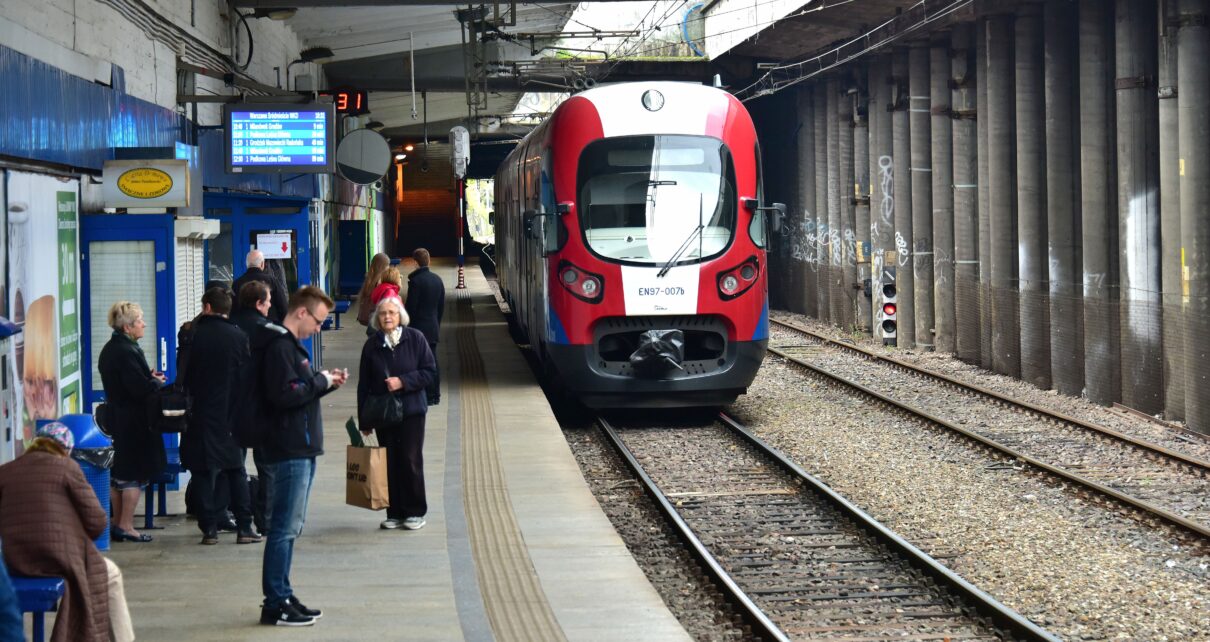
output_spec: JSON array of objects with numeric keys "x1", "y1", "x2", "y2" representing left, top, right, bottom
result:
[{"x1": 7, "y1": 171, "x2": 81, "y2": 454}]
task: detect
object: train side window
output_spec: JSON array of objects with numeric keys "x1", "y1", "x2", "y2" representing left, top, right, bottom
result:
[{"x1": 749, "y1": 141, "x2": 767, "y2": 248}]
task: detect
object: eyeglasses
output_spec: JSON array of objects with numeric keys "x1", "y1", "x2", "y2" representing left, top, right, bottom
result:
[{"x1": 305, "y1": 308, "x2": 326, "y2": 326}]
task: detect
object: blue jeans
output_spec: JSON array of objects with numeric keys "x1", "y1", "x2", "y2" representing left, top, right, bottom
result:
[{"x1": 261, "y1": 457, "x2": 316, "y2": 608}]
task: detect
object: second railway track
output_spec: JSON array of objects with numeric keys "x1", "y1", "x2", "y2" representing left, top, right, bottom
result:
[
  {"x1": 768, "y1": 317, "x2": 1210, "y2": 539},
  {"x1": 599, "y1": 414, "x2": 1058, "y2": 642}
]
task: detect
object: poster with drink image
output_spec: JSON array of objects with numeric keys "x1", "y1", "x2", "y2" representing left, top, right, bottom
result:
[{"x1": 6, "y1": 171, "x2": 81, "y2": 456}]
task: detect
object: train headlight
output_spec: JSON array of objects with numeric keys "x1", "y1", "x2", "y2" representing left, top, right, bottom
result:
[
  {"x1": 558, "y1": 260, "x2": 605, "y2": 303},
  {"x1": 717, "y1": 256, "x2": 761, "y2": 300},
  {"x1": 641, "y1": 90, "x2": 665, "y2": 112}
]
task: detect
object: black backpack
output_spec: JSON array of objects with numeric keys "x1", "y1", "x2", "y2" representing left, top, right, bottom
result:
[{"x1": 232, "y1": 324, "x2": 289, "y2": 448}]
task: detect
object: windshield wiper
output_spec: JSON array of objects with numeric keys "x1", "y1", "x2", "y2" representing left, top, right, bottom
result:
[{"x1": 657, "y1": 223, "x2": 703, "y2": 278}]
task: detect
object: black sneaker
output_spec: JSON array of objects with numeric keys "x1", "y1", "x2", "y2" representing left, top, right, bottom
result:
[
  {"x1": 217, "y1": 520, "x2": 238, "y2": 533},
  {"x1": 287, "y1": 596, "x2": 323, "y2": 619},
  {"x1": 260, "y1": 601, "x2": 315, "y2": 626}
]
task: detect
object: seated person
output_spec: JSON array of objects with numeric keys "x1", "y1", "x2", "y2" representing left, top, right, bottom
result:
[{"x1": 0, "y1": 423, "x2": 134, "y2": 642}]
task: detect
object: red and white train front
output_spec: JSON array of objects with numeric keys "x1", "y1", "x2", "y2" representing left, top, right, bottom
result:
[{"x1": 496, "y1": 82, "x2": 771, "y2": 408}]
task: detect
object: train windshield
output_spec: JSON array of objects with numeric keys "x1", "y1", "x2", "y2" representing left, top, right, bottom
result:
[{"x1": 577, "y1": 135, "x2": 736, "y2": 265}]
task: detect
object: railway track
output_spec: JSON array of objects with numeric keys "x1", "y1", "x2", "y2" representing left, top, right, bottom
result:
[
  {"x1": 598, "y1": 414, "x2": 1057, "y2": 642},
  {"x1": 768, "y1": 318, "x2": 1210, "y2": 539}
]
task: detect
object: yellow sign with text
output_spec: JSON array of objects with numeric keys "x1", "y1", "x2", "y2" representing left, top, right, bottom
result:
[{"x1": 117, "y1": 168, "x2": 174, "y2": 199}]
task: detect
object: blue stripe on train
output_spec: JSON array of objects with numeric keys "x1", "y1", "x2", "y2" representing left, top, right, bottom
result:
[
  {"x1": 752, "y1": 300, "x2": 769, "y2": 341},
  {"x1": 547, "y1": 304, "x2": 570, "y2": 344}
]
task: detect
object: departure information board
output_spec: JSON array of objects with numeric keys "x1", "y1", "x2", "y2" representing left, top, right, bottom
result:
[{"x1": 223, "y1": 103, "x2": 336, "y2": 174}]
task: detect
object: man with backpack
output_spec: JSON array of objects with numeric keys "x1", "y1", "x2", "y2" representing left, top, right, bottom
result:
[{"x1": 231, "y1": 280, "x2": 281, "y2": 535}]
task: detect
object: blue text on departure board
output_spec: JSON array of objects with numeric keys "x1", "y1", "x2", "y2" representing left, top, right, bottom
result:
[{"x1": 229, "y1": 110, "x2": 329, "y2": 167}]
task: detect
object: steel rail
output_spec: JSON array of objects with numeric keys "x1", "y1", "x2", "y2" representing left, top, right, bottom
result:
[
  {"x1": 597, "y1": 418, "x2": 791, "y2": 642},
  {"x1": 770, "y1": 317, "x2": 1210, "y2": 473},
  {"x1": 716, "y1": 412, "x2": 1059, "y2": 642},
  {"x1": 766, "y1": 344, "x2": 1210, "y2": 539}
]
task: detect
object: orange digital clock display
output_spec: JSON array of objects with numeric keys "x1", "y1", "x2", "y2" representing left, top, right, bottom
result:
[{"x1": 323, "y1": 89, "x2": 369, "y2": 116}]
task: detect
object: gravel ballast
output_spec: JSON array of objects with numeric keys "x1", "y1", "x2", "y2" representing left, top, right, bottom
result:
[{"x1": 731, "y1": 356, "x2": 1208, "y2": 641}]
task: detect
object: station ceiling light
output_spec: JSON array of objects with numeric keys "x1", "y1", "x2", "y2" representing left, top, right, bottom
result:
[
  {"x1": 252, "y1": 8, "x2": 297, "y2": 20},
  {"x1": 366, "y1": 121, "x2": 385, "y2": 131},
  {"x1": 299, "y1": 47, "x2": 335, "y2": 63}
]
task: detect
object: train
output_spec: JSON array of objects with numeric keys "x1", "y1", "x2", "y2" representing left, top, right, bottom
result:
[{"x1": 494, "y1": 81, "x2": 783, "y2": 408}]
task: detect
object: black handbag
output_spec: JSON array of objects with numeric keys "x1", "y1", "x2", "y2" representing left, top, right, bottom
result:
[
  {"x1": 148, "y1": 384, "x2": 191, "y2": 433},
  {"x1": 147, "y1": 336, "x2": 193, "y2": 434},
  {"x1": 361, "y1": 391, "x2": 403, "y2": 431}
]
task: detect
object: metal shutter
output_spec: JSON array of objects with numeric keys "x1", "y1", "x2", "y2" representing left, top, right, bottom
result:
[{"x1": 88, "y1": 240, "x2": 156, "y2": 390}]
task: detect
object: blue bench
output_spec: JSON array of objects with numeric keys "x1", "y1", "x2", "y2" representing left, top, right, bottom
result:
[
  {"x1": 12, "y1": 576, "x2": 64, "y2": 642},
  {"x1": 324, "y1": 299, "x2": 352, "y2": 331}
]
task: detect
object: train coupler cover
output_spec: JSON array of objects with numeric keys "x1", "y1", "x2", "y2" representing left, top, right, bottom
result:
[{"x1": 629, "y1": 329, "x2": 685, "y2": 376}]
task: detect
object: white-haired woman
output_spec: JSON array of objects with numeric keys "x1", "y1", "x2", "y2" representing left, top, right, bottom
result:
[
  {"x1": 357, "y1": 296, "x2": 436, "y2": 530},
  {"x1": 98, "y1": 301, "x2": 167, "y2": 542}
]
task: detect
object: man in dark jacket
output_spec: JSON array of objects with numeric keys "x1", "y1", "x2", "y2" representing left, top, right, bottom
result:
[
  {"x1": 233, "y1": 249, "x2": 289, "y2": 324},
  {"x1": 182, "y1": 287, "x2": 261, "y2": 545},
  {"x1": 231, "y1": 280, "x2": 281, "y2": 534},
  {"x1": 259, "y1": 286, "x2": 347, "y2": 627},
  {"x1": 404, "y1": 248, "x2": 445, "y2": 405}
]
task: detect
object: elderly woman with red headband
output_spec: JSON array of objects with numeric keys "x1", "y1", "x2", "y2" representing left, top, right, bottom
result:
[{"x1": 0, "y1": 423, "x2": 135, "y2": 641}]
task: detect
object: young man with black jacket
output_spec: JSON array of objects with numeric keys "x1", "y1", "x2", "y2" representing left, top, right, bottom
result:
[{"x1": 258, "y1": 286, "x2": 348, "y2": 627}]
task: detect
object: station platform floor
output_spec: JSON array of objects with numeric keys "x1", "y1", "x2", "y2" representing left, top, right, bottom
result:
[{"x1": 92, "y1": 260, "x2": 689, "y2": 641}]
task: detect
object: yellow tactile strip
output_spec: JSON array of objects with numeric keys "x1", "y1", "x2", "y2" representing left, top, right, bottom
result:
[{"x1": 456, "y1": 290, "x2": 568, "y2": 642}]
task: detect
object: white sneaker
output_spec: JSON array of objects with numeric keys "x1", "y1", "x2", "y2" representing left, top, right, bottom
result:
[
  {"x1": 380, "y1": 519, "x2": 402, "y2": 529},
  {"x1": 402, "y1": 517, "x2": 426, "y2": 530}
]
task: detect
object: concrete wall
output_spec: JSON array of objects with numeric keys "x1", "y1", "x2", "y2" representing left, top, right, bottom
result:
[{"x1": 766, "y1": 0, "x2": 1210, "y2": 433}]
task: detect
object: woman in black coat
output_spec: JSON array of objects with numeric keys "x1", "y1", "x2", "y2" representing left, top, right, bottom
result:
[
  {"x1": 357, "y1": 296, "x2": 436, "y2": 530},
  {"x1": 98, "y1": 301, "x2": 166, "y2": 542}
]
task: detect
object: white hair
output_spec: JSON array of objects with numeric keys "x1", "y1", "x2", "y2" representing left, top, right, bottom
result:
[
  {"x1": 369, "y1": 296, "x2": 410, "y2": 330},
  {"x1": 246, "y1": 249, "x2": 265, "y2": 269}
]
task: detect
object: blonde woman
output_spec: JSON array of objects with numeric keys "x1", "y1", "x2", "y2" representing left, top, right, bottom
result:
[
  {"x1": 98, "y1": 301, "x2": 167, "y2": 543},
  {"x1": 355, "y1": 253, "x2": 392, "y2": 326}
]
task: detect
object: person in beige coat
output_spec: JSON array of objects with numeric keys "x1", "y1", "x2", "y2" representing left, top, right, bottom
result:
[{"x1": 0, "y1": 423, "x2": 134, "y2": 642}]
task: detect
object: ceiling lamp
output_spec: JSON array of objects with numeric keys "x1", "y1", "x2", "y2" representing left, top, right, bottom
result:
[
  {"x1": 366, "y1": 121, "x2": 385, "y2": 132},
  {"x1": 252, "y1": 8, "x2": 297, "y2": 20},
  {"x1": 298, "y1": 47, "x2": 335, "y2": 63},
  {"x1": 404, "y1": 144, "x2": 414, "y2": 152},
  {"x1": 395, "y1": 153, "x2": 407, "y2": 161}
]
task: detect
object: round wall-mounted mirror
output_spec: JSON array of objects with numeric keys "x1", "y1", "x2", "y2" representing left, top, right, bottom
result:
[{"x1": 336, "y1": 128, "x2": 391, "y2": 185}]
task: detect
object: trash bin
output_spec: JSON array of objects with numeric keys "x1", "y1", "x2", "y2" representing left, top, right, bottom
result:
[{"x1": 37, "y1": 415, "x2": 113, "y2": 551}]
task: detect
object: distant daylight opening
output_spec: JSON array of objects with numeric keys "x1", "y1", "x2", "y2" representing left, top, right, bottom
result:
[{"x1": 577, "y1": 135, "x2": 736, "y2": 265}]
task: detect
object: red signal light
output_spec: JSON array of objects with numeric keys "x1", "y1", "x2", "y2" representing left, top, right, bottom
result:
[{"x1": 883, "y1": 303, "x2": 897, "y2": 316}]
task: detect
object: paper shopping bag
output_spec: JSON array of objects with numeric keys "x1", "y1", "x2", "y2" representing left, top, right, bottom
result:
[{"x1": 346, "y1": 445, "x2": 389, "y2": 510}]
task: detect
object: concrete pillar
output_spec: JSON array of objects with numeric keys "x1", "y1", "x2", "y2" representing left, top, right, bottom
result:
[
  {"x1": 854, "y1": 73, "x2": 873, "y2": 333},
  {"x1": 839, "y1": 76, "x2": 858, "y2": 329},
  {"x1": 1080, "y1": 0, "x2": 1121, "y2": 405},
  {"x1": 797, "y1": 86, "x2": 820, "y2": 319},
  {"x1": 1159, "y1": 0, "x2": 1183, "y2": 419},
  {"x1": 1016, "y1": 4, "x2": 1051, "y2": 389},
  {"x1": 1179, "y1": 0, "x2": 1210, "y2": 433},
  {"x1": 932, "y1": 38, "x2": 956, "y2": 354},
  {"x1": 814, "y1": 85, "x2": 830, "y2": 321},
  {"x1": 977, "y1": 19, "x2": 994, "y2": 369},
  {"x1": 1045, "y1": 0, "x2": 1085, "y2": 397},
  {"x1": 1116, "y1": 0, "x2": 1163, "y2": 413},
  {"x1": 987, "y1": 14, "x2": 1021, "y2": 378},
  {"x1": 827, "y1": 78, "x2": 844, "y2": 325},
  {"x1": 952, "y1": 24, "x2": 981, "y2": 363},
  {"x1": 871, "y1": 55, "x2": 897, "y2": 342},
  {"x1": 893, "y1": 50, "x2": 916, "y2": 346},
  {"x1": 910, "y1": 44, "x2": 934, "y2": 349}
]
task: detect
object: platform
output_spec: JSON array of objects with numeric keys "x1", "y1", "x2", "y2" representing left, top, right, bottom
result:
[{"x1": 92, "y1": 260, "x2": 688, "y2": 641}]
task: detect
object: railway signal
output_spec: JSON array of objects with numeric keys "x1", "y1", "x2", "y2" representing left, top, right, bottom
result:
[{"x1": 878, "y1": 267, "x2": 897, "y2": 346}]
